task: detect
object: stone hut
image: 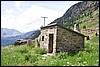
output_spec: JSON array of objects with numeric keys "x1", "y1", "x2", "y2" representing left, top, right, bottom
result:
[{"x1": 39, "y1": 23, "x2": 85, "y2": 53}]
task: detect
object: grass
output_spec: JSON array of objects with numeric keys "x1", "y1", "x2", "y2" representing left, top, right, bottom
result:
[
  {"x1": 1, "y1": 35, "x2": 99, "y2": 66},
  {"x1": 79, "y1": 9, "x2": 99, "y2": 29},
  {"x1": 79, "y1": 16, "x2": 99, "y2": 29},
  {"x1": 1, "y1": 44, "x2": 46, "y2": 66}
]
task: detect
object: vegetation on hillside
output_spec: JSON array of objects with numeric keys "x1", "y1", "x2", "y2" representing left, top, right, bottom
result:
[
  {"x1": 64, "y1": 8, "x2": 99, "y2": 30},
  {"x1": 50, "y1": 1, "x2": 99, "y2": 26},
  {"x1": 1, "y1": 35, "x2": 99, "y2": 66}
]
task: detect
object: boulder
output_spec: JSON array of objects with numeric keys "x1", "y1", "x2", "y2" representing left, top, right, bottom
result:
[{"x1": 14, "y1": 40, "x2": 28, "y2": 46}]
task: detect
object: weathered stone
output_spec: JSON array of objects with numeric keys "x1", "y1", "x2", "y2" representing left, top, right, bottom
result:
[
  {"x1": 14, "y1": 40, "x2": 28, "y2": 46},
  {"x1": 39, "y1": 24, "x2": 85, "y2": 53}
]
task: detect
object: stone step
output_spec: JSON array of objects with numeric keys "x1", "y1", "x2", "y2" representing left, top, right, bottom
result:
[{"x1": 42, "y1": 53, "x2": 54, "y2": 57}]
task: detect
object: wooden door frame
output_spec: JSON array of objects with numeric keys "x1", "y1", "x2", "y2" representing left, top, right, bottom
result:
[{"x1": 48, "y1": 34, "x2": 54, "y2": 53}]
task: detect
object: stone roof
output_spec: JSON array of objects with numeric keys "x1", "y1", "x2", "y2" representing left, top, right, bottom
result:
[{"x1": 41, "y1": 23, "x2": 86, "y2": 37}]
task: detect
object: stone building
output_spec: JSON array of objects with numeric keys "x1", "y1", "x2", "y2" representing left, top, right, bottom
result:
[{"x1": 39, "y1": 23, "x2": 85, "y2": 53}]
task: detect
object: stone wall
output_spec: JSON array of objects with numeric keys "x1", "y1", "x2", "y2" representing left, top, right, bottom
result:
[
  {"x1": 56, "y1": 26, "x2": 84, "y2": 52},
  {"x1": 40, "y1": 26, "x2": 57, "y2": 53},
  {"x1": 40, "y1": 25, "x2": 84, "y2": 53}
]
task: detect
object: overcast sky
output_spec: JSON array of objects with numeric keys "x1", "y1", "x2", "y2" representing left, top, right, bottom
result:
[{"x1": 1, "y1": 1, "x2": 80, "y2": 33}]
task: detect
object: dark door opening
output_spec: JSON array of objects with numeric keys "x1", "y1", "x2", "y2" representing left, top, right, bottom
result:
[{"x1": 48, "y1": 34, "x2": 53, "y2": 53}]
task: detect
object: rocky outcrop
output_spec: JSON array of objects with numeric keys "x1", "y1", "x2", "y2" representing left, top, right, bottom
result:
[
  {"x1": 14, "y1": 40, "x2": 28, "y2": 46},
  {"x1": 14, "y1": 39, "x2": 34, "y2": 46}
]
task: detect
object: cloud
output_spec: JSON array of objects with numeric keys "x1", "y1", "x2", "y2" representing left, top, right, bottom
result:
[
  {"x1": 5, "y1": 9, "x2": 15, "y2": 15},
  {"x1": 1, "y1": 5, "x2": 63, "y2": 33},
  {"x1": 14, "y1": 1, "x2": 23, "y2": 11},
  {"x1": 14, "y1": 5, "x2": 63, "y2": 32},
  {"x1": 1, "y1": 1, "x2": 81, "y2": 33},
  {"x1": 14, "y1": 1, "x2": 22, "y2": 8}
]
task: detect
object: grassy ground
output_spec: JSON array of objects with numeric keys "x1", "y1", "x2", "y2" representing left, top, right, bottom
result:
[{"x1": 1, "y1": 35, "x2": 99, "y2": 66}]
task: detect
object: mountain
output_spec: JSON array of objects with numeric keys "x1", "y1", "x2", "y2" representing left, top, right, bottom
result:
[
  {"x1": 49, "y1": 1, "x2": 99, "y2": 38},
  {"x1": 1, "y1": 28, "x2": 24, "y2": 38},
  {"x1": 49, "y1": 1, "x2": 99, "y2": 27},
  {"x1": 26, "y1": 30, "x2": 40, "y2": 39},
  {"x1": 1, "y1": 29, "x2": 40, "y2": 46}
]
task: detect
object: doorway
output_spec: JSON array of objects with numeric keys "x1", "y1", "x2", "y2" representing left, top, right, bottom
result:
[{"x1": 48, "y1": 34, "x2": 53, "y2": 53}]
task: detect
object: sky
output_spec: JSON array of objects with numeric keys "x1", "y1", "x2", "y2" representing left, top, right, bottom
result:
[{"x1": 1, "y1": 1, "x2": 80, "y2": 33}]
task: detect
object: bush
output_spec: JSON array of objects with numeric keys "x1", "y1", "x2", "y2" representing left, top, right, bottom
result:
[
  {"x1": 77, "y1": 51, "x2": 84, "y2": 57},
  {"x1": 20, "y1": 48, "x2": 28, "y2": 53},
  {"x1": 24, "y1": 53, "x2": 42, "y2": 64},
  {"x1": 29, "y1": 43, "x2": 35, "y2": 48},
  {"x1": 83, "y1": 25, "x2": 86, "y2": 29},
  {"x1": 24, "y1": 54, "x2": 31, "y2": 61},
  {"x1": 33, "y1": 47, "x2": 47, "y2": 54},
  {"x1": 56, "y1": 52, "x2": 68, "y2": 59},
  {"x1": 15, "y1": 47, "x2": 28, "y2": 53},
  {"x1": 24, "y1": 54, "x2": 38, "y2": 63}
]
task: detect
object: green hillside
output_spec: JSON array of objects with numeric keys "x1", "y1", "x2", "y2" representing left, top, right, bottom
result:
[
  {"x1": 1, "y1": 35, "x2": 99, "y2": 66},
  {"x1": 72, "y1": 8, "x2": 99, "y2": 30},
  {"x1": 65, "y1": 8, "x2": 99, "y2": 38},
  {"x1": 79, "y1": 8, "x2": 99, "y2": 29}
]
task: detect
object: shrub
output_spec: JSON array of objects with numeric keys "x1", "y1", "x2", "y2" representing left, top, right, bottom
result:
[
  {"x1": 24, "y1": 54, "x2": 38, "y2": 63},
  {"x1": 24, "y1": 54, "x2": 30, "y2": 61},
  {"x1": 21, "y1": 48, "x2": 28, "y2": 53},
  {"x1": 33, "y1": 47, "x2": 47, "y2": 54},
  {"x1": 77, "y1": 51, "x2": 84, "y2": 57},
  {"x1": 15, "y1": 47, "x2": 28, "y2": 53},
  {"x1": 29, "y1": 43, "x2": 35, "y2": 48},
  {"x1": 56, "y1": 52, "x2": 68, "y2": 59},
  {"x1": 83, "y1": 25, "x2": 86, "y2": 29}
]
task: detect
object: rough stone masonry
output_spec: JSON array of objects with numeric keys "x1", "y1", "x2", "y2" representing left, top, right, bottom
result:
[{"x1": 39, "y1": 23, "x2": 85, "y2": 53}]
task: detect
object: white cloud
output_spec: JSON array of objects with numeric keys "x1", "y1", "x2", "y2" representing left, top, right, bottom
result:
[
  {"x1": 14, "y1": 5, "x2": 63, "y2": 32},
  {"x1": 14, "y1": 1, "x2": 22, "y2": 8},
  {"x1": 5, "y1": 9, "x2": 15, "y2": 14},
  {"x1": 1, "y1": 5, "x2": 63, "y2": 33},
  {"x1": 14, "y1": 1, "x2": 23, "y2": 11}
]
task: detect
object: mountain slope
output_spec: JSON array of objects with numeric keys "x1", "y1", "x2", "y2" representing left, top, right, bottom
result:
[
  {"x1": 49, "y1": 1, "x2": 99, "y2": 37},
  {"x1": 26, "y1": 30, "x2": 40, "y2": 39},
  {"x1": 50, "y1": 1, "x2": 99, "y2": 26},
  {"x1": 1, "y1": 28, "x2": 24, "y2": 38},
  {"x1": 1, "y1": 30, "x2": 40, "y2": 46}
]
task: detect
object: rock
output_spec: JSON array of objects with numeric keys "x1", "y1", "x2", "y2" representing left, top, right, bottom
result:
[{"x1": 14, "y1": 40, "x2": 28, "y2": 46}]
